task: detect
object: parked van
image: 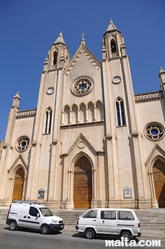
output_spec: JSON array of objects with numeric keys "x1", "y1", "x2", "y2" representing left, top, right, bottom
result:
[
  {"x1": 6, "y1": 201, "x2": 65, "y2": 234},
  {"x1": 75, "y1": 208, "x2": 141, "y2": 240}
]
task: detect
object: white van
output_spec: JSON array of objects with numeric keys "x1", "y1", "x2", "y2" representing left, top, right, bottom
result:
[
  {"x1": 6, "y1": 201, "x2": 64, "y2": 234},
  {"x1": 75, "y1": 208, "x2": 141, "y2": 240}
]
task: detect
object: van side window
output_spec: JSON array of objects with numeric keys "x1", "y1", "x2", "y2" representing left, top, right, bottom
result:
[
  {"x1": 83, "y1": 210, "x2": 97, "y2": 218},
  {"x1": 118, "y1": 211, "x2": 134, "y2": 220},
  {"x1": 29, "y1": 207, "x2": 39, "y2": 217},
  {"x1": 101, "y1": 211, "x2": 116, "y2": 220}
]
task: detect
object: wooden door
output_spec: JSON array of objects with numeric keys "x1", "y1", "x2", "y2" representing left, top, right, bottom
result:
[
  {"x1": 12, "y1": 168, "x2": 24, "y2": 201},
  {"x1": 153, "y1": 160, "x2": 165, "y2": 208},
  {"x1": 74, "y1": 156, "x2": 92, "y2": 208}
]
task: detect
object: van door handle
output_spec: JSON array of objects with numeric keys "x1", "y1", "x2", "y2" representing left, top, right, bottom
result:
[
  {"x1": 24, "y1": 216, "x2": 26, "y2": 218},
  {"x1": 28, "y1": 216, "x2": 30, "y2": 219},
  {"x1": 93, "y1": 220, "x2": 96, "y2": 221},
  {"x1": 102, "y1": 220, "x2": 104, "y2": 223}
]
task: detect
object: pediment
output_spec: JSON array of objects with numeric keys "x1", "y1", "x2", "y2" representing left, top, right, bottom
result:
[
  {"x1": 66, "y1": 133, "x2": 96, "y2": 156},
  {"x1": 145, "y1": 144, "x2": 165, "y2": 171},
  {"x1": 8, "y1": 154, "x2": 28, "y2": 174},
  {"x1": 65, "y1": 43, "x2": 100, "y2": 74}
]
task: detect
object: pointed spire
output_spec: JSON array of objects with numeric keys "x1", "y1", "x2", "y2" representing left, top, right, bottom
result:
[
  {"x1": 80, "y1": 32, "x2": 86, "y2": 46},
  {"x1": 54, "y1": 31, "x2": 66, "y2": 45},
  {"x1": 159, "y1": 66, "x2": 165, "y2": 74},
  {"x1": 105, "y1": 19, "x2": 121, "y2": 33},
  {"x1": 12, "y1": 92, "x2": 21, "y2": 109},
  {"x1": 14, "y1": 92, "x2": 21, "y2": 100},
  {"x1": 159, "y1": 66, "x2": 165, "y2": 84},
  {"x1": 81, "y1": 37, "x2": 86, "y2": 45}
]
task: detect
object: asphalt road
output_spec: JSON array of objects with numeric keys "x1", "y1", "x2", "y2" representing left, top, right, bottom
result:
[{"x1": 0, "y1": 226, "x2": 165, "y2": 249}]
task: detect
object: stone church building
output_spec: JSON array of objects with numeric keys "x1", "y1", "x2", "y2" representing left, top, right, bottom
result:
[{"x1": 0, "y1": 20, "x2": 165, "y2": 209}]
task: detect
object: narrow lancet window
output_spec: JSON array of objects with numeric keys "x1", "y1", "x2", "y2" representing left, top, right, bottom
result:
[
  {"x1": 116, "y1": 98, "x2": 126, "y2": 126},
  {"x1": 111, "y1": 40, "x2": 117, "y2": 57},
  {"x1": 53, "y1": 51, "x2": 57, "y2": 65},
  {"x1": 44, "y1": 107, "x2": 52, "y2": 134}
]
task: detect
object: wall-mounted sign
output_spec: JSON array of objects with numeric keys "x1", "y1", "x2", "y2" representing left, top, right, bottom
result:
[
  {"x1": 123, "y1": 187, "x2": 132, "y2": 198},
  {"x1": 38, "y1": 188, "x2": 45, "y2": 199}
]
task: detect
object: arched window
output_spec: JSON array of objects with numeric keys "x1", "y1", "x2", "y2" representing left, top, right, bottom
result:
[
  {"x1": 44, "y1": 107, "x2": 52, "y2": 134},
  {"x1": 116, "y1": 98, "x2": 126, "y2": 126},
  {"x1": 53, "y1": 51, "x2": 57, "y2": 65},
  {"x1": 111, "y1": 39, "x2": 117, "y2": 57}
]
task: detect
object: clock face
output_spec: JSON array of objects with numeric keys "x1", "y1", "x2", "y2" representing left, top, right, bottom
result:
[
  {"x1": 112, "y1": 76, "x2": 121, "y2": 84},
  {"x1": 47, "y1": 87, "x2": 54, "y2": 95}
]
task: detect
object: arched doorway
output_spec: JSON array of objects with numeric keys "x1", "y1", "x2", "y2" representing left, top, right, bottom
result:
[
  {"x1": 74, "y1": 156, "x2": 92, "y2": 208},
  {"x1": 153, "y1": 159, "x2": 165, "y2": 208},
  {"x1": 12, "y1": 168, "x2": 24, "y2": 201}
]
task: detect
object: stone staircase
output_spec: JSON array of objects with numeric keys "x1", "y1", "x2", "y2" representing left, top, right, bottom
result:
[
  {"x1": 0, "y1": 207, "x2": 8, "y2": 225},
  {"x1": 1, "y1": 207, "x2": 165, "y2": 236},
  {"x1": 134, "y1": 209, "x2": 165, "y2": 231}
]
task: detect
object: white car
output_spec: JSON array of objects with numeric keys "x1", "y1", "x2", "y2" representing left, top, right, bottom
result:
[
  {"x1": 75, "y1": 208, "x2": 141, "y2": 240},
  {"x1": 6, "y1": 201, "x2": 64, "y2": 234}
]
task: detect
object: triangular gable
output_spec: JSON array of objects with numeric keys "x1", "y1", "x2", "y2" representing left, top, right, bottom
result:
[
  {"x1": 145, "y1": 144, "x2": 165, "y2": 171},
  {"x1": 8, "y1": 154, "x2": 28, "y2": 174},
  {"x1": 65, "y1": 43, "x2": 100, "y2": 74},
  {"x1": 66, "y1": 133, "x2": 96, "y2": 156}
]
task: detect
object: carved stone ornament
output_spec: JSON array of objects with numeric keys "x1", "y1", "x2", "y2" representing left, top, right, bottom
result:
[{"x1": 71, "y1": 76, "x2": 93, "y2": 96}]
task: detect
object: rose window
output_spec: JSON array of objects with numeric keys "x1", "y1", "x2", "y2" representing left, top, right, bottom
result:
[
  {"x1": 145, "y1": 123, "x2": 164, "y2": 141},
  {"x1": 71, "y1": 77, "x2": 93, "y2": 96},
  {"x1": 16, "y1": 136, "x2": 30, "y2": 152}
]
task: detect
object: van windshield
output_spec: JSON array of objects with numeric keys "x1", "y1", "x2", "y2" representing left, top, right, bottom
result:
[{"x1": 39, "y1": 207, "x2": 53, "y2": 217}]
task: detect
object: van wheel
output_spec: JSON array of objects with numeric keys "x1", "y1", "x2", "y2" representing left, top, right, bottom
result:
[
  {"x1": 85, "y1": 228, "x2": 95, "y2": 239},
  {"x1": 9, "y1": 220, "x2": 17, "y2": 231},
  {"x1": 120, "y1": 231, "x2": 132, "y2": 241},
  {"x1": 41, "y1": 224, "x2": 50, "y2": 234}
]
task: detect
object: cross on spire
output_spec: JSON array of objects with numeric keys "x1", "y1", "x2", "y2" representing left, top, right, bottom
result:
[{"x1": 80, "y1": 32, "x2": 86, "y2": 39}]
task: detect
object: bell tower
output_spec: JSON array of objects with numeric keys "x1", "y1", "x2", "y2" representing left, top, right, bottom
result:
[
  {"x1": 102, "y1": 19, "x2": 146, "y2": 208},
  {"x1": 25, "y1": 31, "x2": 70, "y2": 200},
  {"x1": 43, "y1": 31, "x2": 70, "y2": 71},
  {"x1": 102, "y1": 19, "x2": 124, "y2": 60}
]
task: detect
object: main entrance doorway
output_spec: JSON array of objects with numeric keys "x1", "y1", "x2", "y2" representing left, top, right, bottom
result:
[
  {"x1": 12, "y1": 168, "x2": 24, "y2": 201},
  {"x1": 153, "y1": 159, "x2": 165, "y2": 208},
  {"x1": 74, "y1": 156, "x2": 92, "y2": 208}
]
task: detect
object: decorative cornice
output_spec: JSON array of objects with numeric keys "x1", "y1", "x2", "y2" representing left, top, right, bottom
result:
[
  {"x1": 135, "y1": 91, "x2": 163, "y2": 103},
  {"x1": 16, "y1": 109, "x2": 36, "y2": 118}
]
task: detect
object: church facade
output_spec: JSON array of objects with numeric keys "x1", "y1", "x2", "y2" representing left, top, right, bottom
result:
[{"x1": 0, "y1": 20, "x2": 165, "y2": 209}]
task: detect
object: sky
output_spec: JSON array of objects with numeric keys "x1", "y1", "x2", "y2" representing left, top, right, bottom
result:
[{"x1": 0, "y1": 0, "x2": 165, "y2": 140}]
